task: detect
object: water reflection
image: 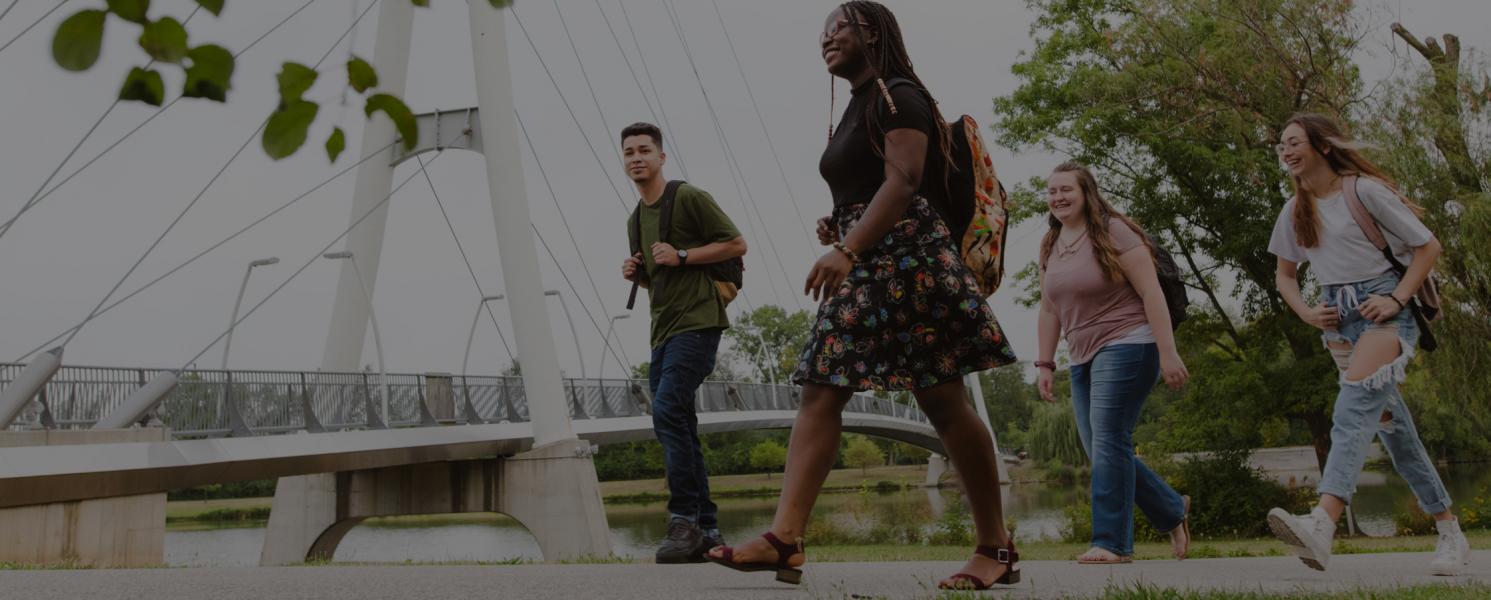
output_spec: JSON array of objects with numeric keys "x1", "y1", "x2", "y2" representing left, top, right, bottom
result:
[{"x1": 164, "y1": 464, "x2": 1488, "y2": 566}]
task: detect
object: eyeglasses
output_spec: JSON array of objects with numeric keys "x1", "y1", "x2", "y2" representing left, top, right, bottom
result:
[
  {"x1": 1274, "y1": 139, "x2": 1306, "y2": 156},
  {"x1": 822, "y1": 19, "x2": 869, "y2": 42}
]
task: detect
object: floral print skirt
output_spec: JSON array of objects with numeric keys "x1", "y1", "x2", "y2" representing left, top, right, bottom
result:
[{"x1": 791, "y1": 196, "x2": 1017, "y2": 391}]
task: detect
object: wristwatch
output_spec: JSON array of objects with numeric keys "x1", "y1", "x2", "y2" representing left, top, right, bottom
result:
[{"x1": 676, "y1": 248, "x2": 689, "y2": 265}]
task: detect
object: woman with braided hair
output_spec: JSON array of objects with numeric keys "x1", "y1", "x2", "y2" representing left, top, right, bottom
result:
[{"x1": 707, "y1": 2, "x2": 1019, "y2": 590}]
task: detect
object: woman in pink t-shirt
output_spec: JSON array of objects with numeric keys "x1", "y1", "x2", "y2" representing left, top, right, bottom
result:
[{"x1": 1035, "y1": 162, "x2": 1191, "y2": 564}]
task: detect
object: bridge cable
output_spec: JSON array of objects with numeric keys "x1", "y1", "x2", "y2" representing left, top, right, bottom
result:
[
  {"x1": 0, "y1": 0, "x2": 67, "y2": 57},
  {"x1": 412, "y1": 153, "x2": 514, "y2": 364},
  {"x1": 0, "y1": 1, "x2": 21, "y2": 26},
  {"x1": 659, "y1": 0, "x2": 803, "y2": 311},
  {"x1": 14, "y1": 139, "x2": 400, "y2": 363},
  {"x1": 517, "y1": 112, "x2": 632, "y2": 376},
  {"x1": 710, "y1": 0, "x2": 819, "y2": 253},
  {"x1": 0, "y1": 0, "x2": 320, "y2": 240},
  {"x1": 57, "y1": 0, "x2": 376, "y2": 348},
  {"x1": 509, "y1": 7, "x2": 629, "y2": 213},
  {"x1": 175, "y1": 152, "x2": 443, "y2": 371},
  {"x1": 613, "y1": 0, "x2": 691, "y2": 179},
  {"x1": 551, "y1": 0, "x2": 625, "y2": 179},
  {"x1": 0, "y1": 5, "x2": 204, "y2": 242}
]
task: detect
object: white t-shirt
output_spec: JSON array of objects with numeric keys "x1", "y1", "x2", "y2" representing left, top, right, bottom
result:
[{"x1": 1267, "y1": 177, "x2": 1433, "y2": 285}]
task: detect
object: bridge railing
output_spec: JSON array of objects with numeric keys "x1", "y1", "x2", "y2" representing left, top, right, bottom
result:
[{"x1": 1, "y1": 364, "x2": 930, "y2": 438}]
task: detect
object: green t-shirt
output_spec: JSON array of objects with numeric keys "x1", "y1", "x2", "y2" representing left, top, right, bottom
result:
[{"x1": 627, "y1": 183, "x2": 742, "y2": 349}]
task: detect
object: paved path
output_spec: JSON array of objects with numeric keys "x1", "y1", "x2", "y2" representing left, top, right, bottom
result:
[{"x1": 1, "y1": 551, "x2": 1486, "y2": 599}]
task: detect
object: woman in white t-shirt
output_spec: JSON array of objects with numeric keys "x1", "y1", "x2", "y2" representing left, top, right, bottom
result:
[{"x1": 1264, "y1": 114, "x2": 1468, "y2": 576}]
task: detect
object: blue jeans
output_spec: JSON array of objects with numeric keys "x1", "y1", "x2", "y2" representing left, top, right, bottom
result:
[
  {"x1": 1317, "y1": 272, "x2": 1451, "y2": 514},
  {"x1": 649, "y1": 328, "x2": 722, "y2": 529},
  {"x1": 1070, "y1": 342, "x2": 1185, "y2": 556}
]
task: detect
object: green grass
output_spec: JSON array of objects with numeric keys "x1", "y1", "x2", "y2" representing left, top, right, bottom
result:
[{"x1": 814, "y1": 582, "x2": 1491, "y2": 600}]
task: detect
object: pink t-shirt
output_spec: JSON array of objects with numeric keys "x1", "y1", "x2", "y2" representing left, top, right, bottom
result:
[{"x1": 1042, "y1": 217, "x2": 1150, "y2": 365}]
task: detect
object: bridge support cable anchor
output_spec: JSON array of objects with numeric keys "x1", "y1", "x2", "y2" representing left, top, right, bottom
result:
[
  {"x1": 94, "y1": 370, "x2": 180, "y2": 430},
  {"x1": 297, "y1": 375, "x2": 324, "y2": 434},
  {"x1": 224, "y1": 371, "x2": 255, "y2": 437},
  {"x1": 0, "y1": 347, "x2": 62, "y2": 429}
]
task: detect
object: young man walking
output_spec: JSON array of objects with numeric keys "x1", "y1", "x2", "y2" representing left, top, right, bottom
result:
[{"x1": 618, "y1": 122, "x2": 747, "y2": 563}]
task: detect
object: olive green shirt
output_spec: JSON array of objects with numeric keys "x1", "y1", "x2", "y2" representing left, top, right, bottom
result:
[{"x1": 627, "y1": 183, "x2": 741, "y2": 349}]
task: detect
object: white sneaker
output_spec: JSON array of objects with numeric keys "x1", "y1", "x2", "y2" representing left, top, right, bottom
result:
[
  {"x1": 1268, "y1": 507, "x2": 1335, "y2": 571},
  {"x1": 1431, "y1": 518, "x2": 1471, "y2": 576}
]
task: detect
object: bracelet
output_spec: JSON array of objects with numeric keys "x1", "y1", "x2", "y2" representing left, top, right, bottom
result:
[
  {"x1": 832, "y1": 241, "x2": 861, "y2": 263},
  {"x1": 1389, "y1": 295, "x2": 1406, "y2": 310},
  {"x1": 1034, "y1": 360, "x2": 1057, "y2": 371}
]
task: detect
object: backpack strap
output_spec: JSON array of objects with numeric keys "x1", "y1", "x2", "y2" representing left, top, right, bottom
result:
[
  {"x1": 657, "y1": 180, "x2": 686, "y2": 245},
  {"x1": 1341, "y1": 175, "x2": 1410, "y2": 273}
]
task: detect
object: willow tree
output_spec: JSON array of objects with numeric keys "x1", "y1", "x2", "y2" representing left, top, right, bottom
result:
[{"x1": 995, "y1": 0, "x2": 1373, "y2": 463}]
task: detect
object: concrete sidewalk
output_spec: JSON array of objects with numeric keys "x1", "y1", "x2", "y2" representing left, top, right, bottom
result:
[{"x1": 0, "y1": 551, "x2": 1485, "y2": 599}]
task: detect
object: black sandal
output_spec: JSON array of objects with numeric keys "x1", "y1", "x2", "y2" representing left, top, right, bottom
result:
[
  {"x1": 939, "y1": 540, "x2": 1020, "y2": 590},
  {"x1": 705, "y1": 531, "x2": 804, "y2": 585}
]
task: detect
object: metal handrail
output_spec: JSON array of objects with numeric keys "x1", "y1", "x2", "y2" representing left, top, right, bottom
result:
[{"x1": 0, "y1": 364, "x2": 928, "y2": 438}]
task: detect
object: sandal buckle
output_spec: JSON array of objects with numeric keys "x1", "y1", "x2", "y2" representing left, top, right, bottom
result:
[{"x1": 996, "y1": 548, "x2": 1011, "y2": 563}]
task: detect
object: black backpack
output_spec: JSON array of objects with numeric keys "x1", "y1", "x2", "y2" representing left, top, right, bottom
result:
[
  {"x1": 1146, "y1": 233, "x2": 1190, "y2": 331},
  {"x1": 625, "y1": 180, "x2": 744, "y2": 310}
]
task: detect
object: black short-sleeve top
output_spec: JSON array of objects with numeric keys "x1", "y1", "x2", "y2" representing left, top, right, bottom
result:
[{"x1": 818, "y1": 78, "x2": 944, "y2": 209}]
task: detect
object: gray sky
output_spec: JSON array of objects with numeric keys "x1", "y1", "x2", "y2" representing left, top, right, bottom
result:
[{"x1": 2, "y1": 0, "x2": 1487, "y2": 378}]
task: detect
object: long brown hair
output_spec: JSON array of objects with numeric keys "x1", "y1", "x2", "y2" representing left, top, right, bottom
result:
[
  {"x1": 830, "y1": 1, "x2": 955, "y2": 188},
  {"x1": 1039, "y1": 161, "x2": 1151, "y2": 282},
  {"x1": 1283, "y1": 113, "x2": 1420, "y2": 248}
]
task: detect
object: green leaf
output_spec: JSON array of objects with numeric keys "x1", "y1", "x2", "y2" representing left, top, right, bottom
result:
[
  {"x1": 118, "y1": 66, "x2": 165, "y2": 105},
  {"x1": 410, "y1": 0, "x2": 429, "y2": 7},
  {"x1": 262, "y1": 101, "x2": 319, "y2": 160},
  {"x1": 275, "y1": 62, "x2": 318, "y2": 107},
  {"x1": 138, "y1": 16, "x2": 188, "y2": 63},
  {"x1": 487, "y1": 0, "x2": 512, "y2": 8},
  {"x1": 194, "y1": 0, "x2": 224, "y2": 16},
  {"x1": 364, "y1": 93, "x2": 418, "y2": 151},
  {"x1": 52, "y1": 10, "x2": 107, "y2": 72},
  {"x1": 106, "y1": 0, "x2": 150, "y2": 24},
  {"x1": 325, "y1": 127, "x2": 346, "y2": 162},
  {"x1": 182, "y1": 44, "x2": 234, "y2": 102},
  {"x1": 346, "y1": 56, "x2": 377, "y2": 93}
]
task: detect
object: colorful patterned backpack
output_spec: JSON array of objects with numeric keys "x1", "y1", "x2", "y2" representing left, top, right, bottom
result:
[{"x1": 878, "y1": 79, "x2": 1012, "y2": 298}]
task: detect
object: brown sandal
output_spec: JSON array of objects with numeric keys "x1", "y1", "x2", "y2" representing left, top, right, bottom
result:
[
  {"x1": 939, "y1": 540, "x2": 1021, "y2": 590},
  {"x1": 706, "y1": 531, "x2": 804, "y2": 585}
]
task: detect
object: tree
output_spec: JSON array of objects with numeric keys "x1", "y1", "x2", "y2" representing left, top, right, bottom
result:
[
  {"x1": 843, "y1": 435, "x2": 885, "y2": 474},
  {"x1": 47, "y1": 1, "x2": 511, "y2": 161},
  {"x1": 1361, "y1": 26, "x2": 1491, "y2": 460},
  {"x1": 723, "y1": 305, "x2": 813, "y2": 384},
  {"x1": 996, "y1": 0, "x2": 1369, "y2": 465},
  {"x1": 748, "y1": 439, "x2": 788, "y2": 478}
]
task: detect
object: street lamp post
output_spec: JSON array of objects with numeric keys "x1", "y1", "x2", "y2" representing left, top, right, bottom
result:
[
  {"x1": 543, "y1": 290, "x2": 585, "y2": 379},
  {"x1": 324, "y1": 251, "x2": 389, "y2": 425},
  {"x1": 221, "y1": 257, "x2": 280, "y2": 370},
  {"x1": 462, "y1": 294, "x2": 507, "y2": 377},
  {"x1": 597, "y1": 314, "x2": 630, "y2": 381}
]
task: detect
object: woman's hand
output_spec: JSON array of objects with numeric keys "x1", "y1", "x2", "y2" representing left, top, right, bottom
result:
[
  {"x1": 1037, "y1": 368, "x2": 1056, "y2": 403},
  {"x1": 1159, "y1": 350, "x2": 1190, "y2": 391},
  {"x1": 1302, "y1": 303, "x2": 1340, "y2": 331},
  {"x1": 816, "y1": 216, "x2": 839, "y2": 246},
  {"x1": 1359, "y1": 294, "x2": 1403, "y2": 323},
  {"x1": 804, "y1": 249, "x2": 852, "y2": 302}
]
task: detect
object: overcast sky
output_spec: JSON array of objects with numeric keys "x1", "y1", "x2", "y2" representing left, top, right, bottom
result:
[{"x1": 2, "y1": 0, "x2": 1487, "y2": 379}]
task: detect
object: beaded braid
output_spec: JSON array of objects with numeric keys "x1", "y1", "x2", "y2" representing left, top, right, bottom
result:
[{"x1": 827, "y1": 1, "x2": 955, "y2": 189}]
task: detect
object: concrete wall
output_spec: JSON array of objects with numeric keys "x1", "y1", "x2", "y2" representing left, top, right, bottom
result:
[{"x1": 0, "y1": 429, "x2": 168, "y2": 567}]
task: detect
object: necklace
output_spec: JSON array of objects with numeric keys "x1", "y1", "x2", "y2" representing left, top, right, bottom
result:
[{"x1": 1056, "y1": 229, "x2": 1088, "y2": 259}]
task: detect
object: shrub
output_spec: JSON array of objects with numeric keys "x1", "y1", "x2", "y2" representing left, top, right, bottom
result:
[
  {"x1": 1029, "y1": 403, "x2": 1086, "y2": 466},
  {"x1": 1168, "y1": 450, "x2": 1313, "y2": 539}
]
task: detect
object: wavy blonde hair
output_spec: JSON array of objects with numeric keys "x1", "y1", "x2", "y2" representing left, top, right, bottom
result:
[{"x1": 1040, "y1": 161, "x2": 1150, "y2": 281}]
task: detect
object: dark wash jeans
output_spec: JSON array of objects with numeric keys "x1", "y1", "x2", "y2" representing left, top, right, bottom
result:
[{"x1": 648, "y1": 328, "x2": 722, "y2": 529}]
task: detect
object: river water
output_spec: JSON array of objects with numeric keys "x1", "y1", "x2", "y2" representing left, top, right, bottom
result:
[{"x1": 165, "y1": 464, "x2": 1488, "y2": 567}]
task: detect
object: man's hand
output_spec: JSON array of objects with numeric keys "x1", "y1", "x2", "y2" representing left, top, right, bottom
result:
[
  {"x1": 622, "y1": 253, "x2": 643, "y2": 282},
  {"x1": 651, "y1": 242, "x2": 680, "y2": 267}
]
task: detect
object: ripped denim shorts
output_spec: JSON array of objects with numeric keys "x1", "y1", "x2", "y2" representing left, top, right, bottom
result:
[{"x1": 1320, "y1": 271, "x2": 1419, "y2": 389}]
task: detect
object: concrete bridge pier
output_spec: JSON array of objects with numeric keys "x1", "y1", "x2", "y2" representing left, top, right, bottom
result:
[
  {"x1": 925, "y1": 453, "x2": 949, "y2": 487},
  {"x1": 259, "y1": 439, "x2": 611, "y2": 566}
]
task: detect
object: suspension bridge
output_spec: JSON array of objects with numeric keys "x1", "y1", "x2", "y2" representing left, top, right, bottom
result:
[{"x1": 0, "y1": 0, "x2": 1004, "y2": 570}]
